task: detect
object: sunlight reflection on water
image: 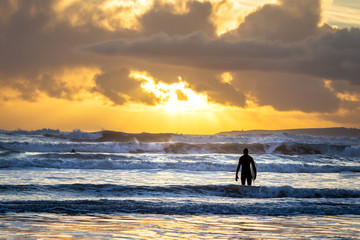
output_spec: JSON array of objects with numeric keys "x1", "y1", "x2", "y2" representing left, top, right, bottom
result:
[{"x1": 1, "y1": 213, "x2": 359, "y2": 239}]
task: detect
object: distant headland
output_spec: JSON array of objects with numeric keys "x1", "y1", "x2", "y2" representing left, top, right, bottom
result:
[{"x1": 218, "y1": 127, "x2": 360, "y2": 137}]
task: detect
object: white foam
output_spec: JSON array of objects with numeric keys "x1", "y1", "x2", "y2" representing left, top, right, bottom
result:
[
  {"x1": 61, "y1": 129, "x2": 102, "y2": 140},
  {"x1": 342, "y1": 146, "x2": 360, "y2": 157},
  {"x1": 265, "y1": 143, "x2": 282, "y2": 154}
]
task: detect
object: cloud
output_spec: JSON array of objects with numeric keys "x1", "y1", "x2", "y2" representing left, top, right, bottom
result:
[
  {"x1": 0, "y1": 0, "x2": 137, "y2": 101},
  {"x1": 84, "y1": 28, "x2": 360, "y2": 83},
  {"x1": 93, "y1": 69, "x2": 130, "y2": 105},
  {"x1": 93, "y1": 68, "x2": 160, "y2": 105},
  {"x1": 224, "y1": 0, "x2": 333, "y2": 42},
  {"x1": 140, "y1": 1, "x2": 216, "y2": 36},
  {"x1": 51, "y1": 0, "x2": 153, "y2": 31},
  {"x1": 84, "y1": 31, "x2": 301, "y2": 65},
  {"x1": 0, "y1": 0, "x2": 217, "y2": 104},
  {"x1": 0, "y1": 0, "x2": 19, "y2": 22},
  {"x1": 231, "y1": 71, "x2": 340, "y2": 113},
  {"x1": 83, "y1": 0, "x2": 360, "y2": 114},
  {"x1": 189, "y1": 73, "x2": 247, "y2": 107},
  {"x1": 304, "y1": 28, "x2": 360, "y2": 85}
]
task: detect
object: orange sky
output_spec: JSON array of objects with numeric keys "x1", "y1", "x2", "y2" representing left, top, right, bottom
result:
[{"x1": 0, "y1": 0, "x2": 359, "y2": 134}]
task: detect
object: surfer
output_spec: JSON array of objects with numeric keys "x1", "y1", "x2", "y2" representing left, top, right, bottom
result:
[{"x1": 235, "y1": 148, "x2": 257, "y2": 185}]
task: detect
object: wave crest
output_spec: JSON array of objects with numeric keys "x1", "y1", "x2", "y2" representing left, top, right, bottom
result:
[{"x1": 2, "y1": 184, "x2": 359, "y2": 198}]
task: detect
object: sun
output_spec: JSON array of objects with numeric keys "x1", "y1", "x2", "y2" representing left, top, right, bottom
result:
[{"x1": 129, "y1": 70, "x2": 210, "y2": 113}]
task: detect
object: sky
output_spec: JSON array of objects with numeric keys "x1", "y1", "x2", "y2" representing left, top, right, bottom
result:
[{"x1": 0, "y1": 0, "x2": 359, "y2": 134}]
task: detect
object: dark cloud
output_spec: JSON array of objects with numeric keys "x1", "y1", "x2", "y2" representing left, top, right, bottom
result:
[
  {"x1": 302, "y1": 28, "x2": 360, "y2": 86},
  {"x1": 38, "y1": 74, "x2": 74, "y2": 99},
  {"x1": 0, "y1": 72, "x2": 84, "y2": 102},
  {"x1": 84, "y1": 31, "x2": 301, "y2": 66},
  {"x1": 189, "y1": 73, "x2": 246, "y2": 107},
  {"x1": 232, "y1": 71, "x2": 340, "y2": 113},
  {"x1": 0, "y1": 0, "x2": 18, "y2": 22},
  {"x1": 93, "y1": 68, "x2": 159, "y2": 105},
  {"x1": 140, "y1": 1, "x2": 215, "y2": 36},
  {"x1": 323, "y1": 106, "x2": 360, "y2": 125},
  {"x1": 84, "y1": 28, "x2": 360, "y2": 84},
  {"x1": 93, "y1": 69, "x2": 130, "y2": 105},
  {"x1": 0, "y1": 0, "x2": 101, "y2": 73},
  {"x1": 224, "y1": 0, "x2": 333, "y2": 42}
]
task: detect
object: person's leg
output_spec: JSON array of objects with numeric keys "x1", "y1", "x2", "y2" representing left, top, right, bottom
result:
[
  {"x1": 247, "y1": 176, "x2": 252, "y2": 186},
  {"x1": 241, "y1": 175, "x2": 246, "y2": 185}
]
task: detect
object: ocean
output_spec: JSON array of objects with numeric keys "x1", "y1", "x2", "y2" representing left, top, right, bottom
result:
[{"x1": 0, "y1": 129, "x2": 359, "y2": 239}]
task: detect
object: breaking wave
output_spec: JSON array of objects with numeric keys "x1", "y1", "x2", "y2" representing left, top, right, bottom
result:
[
  {"x1": 1, "y1": 183, "x2": 359, "y2": 215},
  {"x1": 0, "y1": 157, "x2": 360, "y2": 173},
  {"x1": 1, "y1": 199, "x2": 359, "y2": 215},
  {"x1": 0, "y1": 141, "x2": 358, "y2": 156},
  {"x1": 1, "y1": 184, "x2": 360, "y2": 199},
  {"x1": 1, "y1": 128, "x2": 359, "y2": 156}
]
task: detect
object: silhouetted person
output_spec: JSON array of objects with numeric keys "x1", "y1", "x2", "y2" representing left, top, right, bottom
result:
[
  {"x1": 70, "y1": 149, "x2": 76, "y2": 153},
  {"x1": 235, "y1": 148, "x2": 257, "y2": 185}
]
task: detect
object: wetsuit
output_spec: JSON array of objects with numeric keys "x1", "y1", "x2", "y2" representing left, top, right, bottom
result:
[{"x1": 236, "y1": 154, "x2": 257, "y2": 185}]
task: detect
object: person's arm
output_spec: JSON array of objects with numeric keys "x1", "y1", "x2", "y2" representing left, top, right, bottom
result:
[{"x1": 235, "y1": 158, "x2": 241, "y2": 181}]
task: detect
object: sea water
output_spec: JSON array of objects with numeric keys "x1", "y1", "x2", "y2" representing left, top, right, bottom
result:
[{"x1": 0, "y1": 129, "x2": 359, "y2": 239}]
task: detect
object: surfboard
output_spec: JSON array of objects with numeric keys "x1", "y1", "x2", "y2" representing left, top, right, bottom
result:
[{"x1": 250, "y1": 161, "x2": 257, "y2": 180}]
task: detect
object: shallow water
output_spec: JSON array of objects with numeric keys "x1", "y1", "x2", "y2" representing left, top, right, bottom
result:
[{"x1": 1, "y1": 214, "x2": 359, "y2": 239}]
